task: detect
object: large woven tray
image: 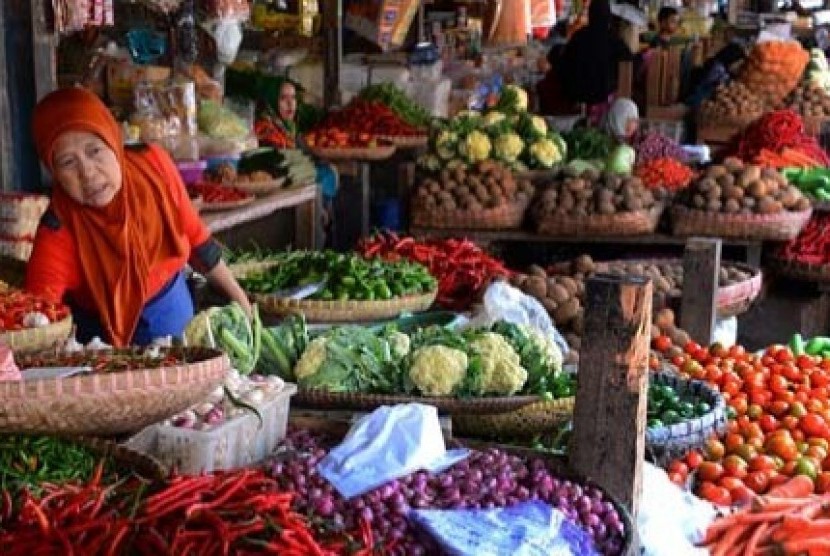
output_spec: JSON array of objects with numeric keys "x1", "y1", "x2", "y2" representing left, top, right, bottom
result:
[
  {"x1": 671, "y1": 206, "x2": 812, "y2": 241},
  {"x1": 198, "y1": 196, "x2": 255, "y2": 212},
  {"x1": 535, "y1": 205, "x2": 663, "y2": 236},
  {"x1": 378, "y1": 135, "x2": 428, "y2": 148},
  {"x1": 769, "y1": 256, "x2": 830, "y2": 284},
  {"x1": 0, "y1": 347, "x2": 230, "y2": 435},
  {"x1": 293, "y1": 388, "x2": 542, "y2": 415},
  {"x1": 308, "y1": 144, "x2": 396, "y2": 161},
  {"x1": 453, "y1": 396, "x2": 575, "y2": 438},
  {"x1": 646, "y1": 372, "x2": 728, "y2": 467},
  {"x1": 410, "y1": 199, "x2": 529, "y2": 230},
  {"x1": 255, "y1": 290, "x2": 437, "y2": 322},
  {"x1": 228, "y1": 259, "x2": 280, "y2": 280},
  {"x1": 0, "y1": 315, "x2": 73, "y2": 354},
  {"x1": 230, "y1": 177, "x2": 286, "y2": 196}
]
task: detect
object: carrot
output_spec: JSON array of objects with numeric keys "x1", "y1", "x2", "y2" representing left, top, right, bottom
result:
[
  {"x1": 766, "y1": 475, "x2": 815, "y2": 499},
  {"x1": 753, "y1": 496, "x2": 815, "y2": 512},
  {"x1": 746, "y1": 521, "x2": 771, "y2": 555},
  {"x1": 712, "y1": 524, "x2": 753, "y2": 556},
  {"x1": 780, "y1": 538, "x2": 830, "y2": 556}
]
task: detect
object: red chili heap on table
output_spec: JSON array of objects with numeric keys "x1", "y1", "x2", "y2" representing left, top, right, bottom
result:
[
  {"x1": 358, "y1": 232, "x2": 512, "y2": 311},
  {"x1": 634, "y1": 157, "x2": 695, "y2": 192},
  {"x1": 0, "y1": 467, "x2": 378, "y2": 556},
  {"x1": 306, "y1": 99, "x2": 424, "y2": 148},
  {"x1": 0, "y1": 290, "x2": 69, "y2": 331},
  {"x1": 736, "y1": 109, "x2": 830, "y2": 168},
  {"x1": 778, "y1": 214, "x2": 830, "y2": 265},
  {"x1": 188, "y1": 182, "x2": 250, "y2": 204}
]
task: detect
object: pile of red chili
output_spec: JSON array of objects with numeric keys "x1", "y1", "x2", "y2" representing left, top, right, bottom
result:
[
  {"x1": 188, "y1": 183, "x2": 252, "y2": 204},
  {"x1": 311, "y1": 99, "x2": 424, "y2": 139},
  {"x1": 777, "y1": 213, "x2": 830, "y2": 265},
  {"x1": 0, "y1": 467, "x2": 377, "y2": 556},
  {"x1": 736, "y1": 109, "x2": 830, "y2": 168},
  {"x1": 0, "y1": 290, "x2": 69, "y2": 332},
  {"x1": 357, "y1": 232, "x2": 512, "y2": 311},
  {"x1": 634, "y1": 158, "x2": 695, "y2": 192}
]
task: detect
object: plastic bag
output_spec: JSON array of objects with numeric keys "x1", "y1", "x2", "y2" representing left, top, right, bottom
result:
[
  {"x1": 409, "y1": 501, "x2": 597, "y2": 556},
  {"x1": 198, "y1": 100, "x2": 248, "y2": 139},
  {"x1": 206, "y1": 19, "x2": 243, "y2": 66},
  {"x1": 639, "y1": 463, "x2": 716, "y2": 556},
  {"x1": 465, "y1": 282, "x2": 569, "y2": 357},
  {"x1": 317, "y1": 404, "x2": 469, "y2": 499}
]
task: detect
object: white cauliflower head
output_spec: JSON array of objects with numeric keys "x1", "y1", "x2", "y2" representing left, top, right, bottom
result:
[
  {"x1": 519, "y1": 324, "x2": 563, "y2": 374},
  {"x1": 471, "y1": 332, "x2": 527, "y2": 395},
  {"x1": 409, "y1": 345, "x2": 468, "y2": 396},
  {"x1": 502, "y1": 85, "x2": 529, "y2": 112},
  {"x1": 483, "y1": 111, "x2": 507, "y2": 128},
  {"x1": 459, "y1": 130, "x2": 492, "y2": 163},
  {"x1": 493, "y1": 132, "x2": 525, "y2": 163},
  {"x1": 387, "y1": 331, "x2": 411, "y2": 360},
  {"x1": 530, "y1": 138, "x2": 563, "y2": 168},
  {"x1": 531, "y1": 116, "x2": 548, "y2": 137}
]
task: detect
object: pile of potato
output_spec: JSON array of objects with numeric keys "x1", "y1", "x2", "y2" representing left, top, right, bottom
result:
[
  {"x1": 595, "y1": 260, "x2": 754, "y2": 298},
  {"x1": 532, "y1": 169, "x2": 657, "y2": 219},
  {"x1": 700, "y1": 82, "x2": 766, "y2": 122},
  {"x1": 413, "y1": 161, "x2": 533, "y2": 212},
  {"x1": 787, "y1": 83, "x2": 830, "y2": 118},
  {"x1": 680, "y1": 158, "x2": 811, "y2": 214}
]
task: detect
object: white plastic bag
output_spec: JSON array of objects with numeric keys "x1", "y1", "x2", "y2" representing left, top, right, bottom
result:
[
  {"x1": 713, "y1": 316, "x2": 738, "y2": 348},
  {"x1": 317, "y1": 404, "x2": 469, "y2": 499},
  {"x1": 465, "y1": 281, "x2": 569, "y2": 356}
]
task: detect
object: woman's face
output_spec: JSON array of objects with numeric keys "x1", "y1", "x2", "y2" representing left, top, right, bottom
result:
[
  {"x1": 278, "y1": 82, "x2": 298, "y2": 122},
  {"x1": 625, "y1": 118, "x2": 639, "y2": 139},
  {"x1": 51, "y1": 131, "x2": 122, "y2": 208}
]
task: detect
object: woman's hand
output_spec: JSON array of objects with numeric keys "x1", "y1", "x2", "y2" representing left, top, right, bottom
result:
[{"x1": 204, "y1": 260, "x2": 252, "y2": 318}]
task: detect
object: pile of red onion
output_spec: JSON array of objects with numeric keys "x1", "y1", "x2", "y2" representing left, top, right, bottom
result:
[{"x1": 266, "y1": 429, "x2": 627, "y2": 555}]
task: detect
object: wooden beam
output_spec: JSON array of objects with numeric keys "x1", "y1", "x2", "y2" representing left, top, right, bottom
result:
[
  {"x1": 31, "y1": 0, "x2": 57, "y2": 100},
  {"x1": 321, "y1": 0, "x2": 342, "y2": 110},
  {"x1": 571, "y1": 273, "x2": 651, "y2": 524},
  {"x1": 681, "y1": 237, "x2": 722, "y2": 346},
  {"x1": 0, "y1": 0, "x2": 12, "y2": 191}
]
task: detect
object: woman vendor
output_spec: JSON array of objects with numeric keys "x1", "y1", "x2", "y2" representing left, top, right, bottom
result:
[
  {"x1": 603, "y1": 97, "x2": 640, "y2": 172},
  {"x1": 25, "y1": 87, "x2": 251, "y2": 347},
  {"x1": 253, "y1": 78, "x2": 338, "y2": 238}
]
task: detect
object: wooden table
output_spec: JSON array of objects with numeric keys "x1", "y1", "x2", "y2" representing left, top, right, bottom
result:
[
  {"x1": 409, "y1": 227, "x2": 764, "y2": 266},
  {"x1": 201, "y1": 183, "x2": 318, "y2": 248}
]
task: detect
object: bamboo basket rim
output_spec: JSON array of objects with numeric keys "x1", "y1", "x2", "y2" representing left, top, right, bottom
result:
[
  {"x1": 255, "y1": 290, "x2": 437, "y2": 322},
  {"x1": 308, "y1": 143, "x2": 396, "y2": 161},
  {"x1": 226, "y1": 177, "x2": 286, "y2": 196},
  {"x1": 410, "y1": 198, "x2": 529, "y2": 230},
  {"x1": 377, "y1": 134, "x2": 428, "y2": 148},
  {"x1": 534, "y1": 204, "x2": 663, "y2": 236},
  {"x1": 198, "y1": 196, "x2": 256, "y2": 212},
  {"x1": 0, "y1": 315, "x2": 73, "y2": 354},
  {"x1": 671, "y1": 206, "x2": 812, "y2": 240}
]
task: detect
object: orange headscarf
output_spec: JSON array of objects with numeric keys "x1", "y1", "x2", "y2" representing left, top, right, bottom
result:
[{"x1": 32, "y1": 88, "x2": 189, "y2": 346}]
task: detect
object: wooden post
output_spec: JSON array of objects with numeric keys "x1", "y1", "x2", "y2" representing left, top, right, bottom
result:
[
  {"x1": 681, "y1": 238, "x2": 722, "y2": 346},
  {"x1": 0, "y1": 0, "x2": 11, "y2": 191},
  {"x1": 321, "y1": 0, "x2": 342, "y2": 111},
  {"x1": 571, "y1": 274, "x2": 652, "y2": 524},
  {"x1": 31, "y1": 0, "x2": 57, "y2": 101}
]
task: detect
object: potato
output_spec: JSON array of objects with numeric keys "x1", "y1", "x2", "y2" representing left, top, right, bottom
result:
[
  {"x1": 706, "y1": 199, "x2": 722, "y2": 212},
  {"x1": 554, "y1": 298, "x2": 580, "y2": 325},
  {"x1": 739, "y1": 166, "x2": 762, "y2": 187},
  {"x1": 670, "y1": 328, "x2": 691, "y2": 347},
  {"x1": 747, "y1": 180, "x2": 767, "y2": 198},
  {"x1": 598, "y1": 201, "x2": 616, "y2": 215},
  {"x1": 705, "y1": 166, "x2": 727, "y2": 179},
  {"x1": 549, "y1": 283, "x2": 571, "y2": 304},
  {"x1": 723, "y1": 157, "x2": 744, "y2": 172},
  {"x1": 525, "y1": 276, "x2": 548, "y2": 298},
  {"x1": 528, "y1": 264, "x2": 547, "y2": 278},
  {"x1": 559, "y1": 276, "x2": 579, "y2": 296},
  {"x1": 655, "y1": 307, "x2": 675, "y2": 328},
  {"x1": 542, "y1": 298, "x2": 559, "y2": 315},
  {"x1": 692, "y1": 194, "x2": 707, "y2": 209},
  {"x1": 758, "y1": 198, "x2": 782, "y2": 214},
  {"x1": 724, "y1": 198, "x2": 741, "y2": 213},
  {"x1": 717, "y1": 174, "x2": 736, "y2": 189},
  {"x1": 796, "y1": 197, "x2": 812, "y2": 211},
  {"x1": 574, "y1": 254, "x2": 595, "y2": 274}
]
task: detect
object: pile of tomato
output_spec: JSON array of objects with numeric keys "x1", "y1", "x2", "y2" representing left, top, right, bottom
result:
[
  {"x1": 654, "y1": 336, "x2": 830, "y2": 506},
  {"x1": 188, "y1": 182, "x2": 252, "y2": 204},
  {"x1": 304, "y1": 127, "x2": 380, "y2": 149},
  {"x1": 0, "y1": 290, "x2": 70, "y2": 332}
]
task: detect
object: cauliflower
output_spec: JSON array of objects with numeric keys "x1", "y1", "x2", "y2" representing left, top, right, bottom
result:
[
  {"x1": 387, "y1": 331, "x2": 411, "y2": 360},
  {"x1": 418, "y1": 153, "x2": 442, "y2": 172},
  {"x1": 455, "y1": 110, "x2": 481, "y2": 121},
  {"x1": 529, "y1": 138, "x2": 563, "y2": 168},
  {"x1": 497, "y1": 85, "x2": 529, "y2": 113},
  {"x1": 458, "y1": 130, "x2": 492, "y2": 163},
  {"x1": 470, "y1": 332, "x2": 527, "y2": 395},
  {"x1": 409, "y1": 346, "x2": 469, "y2": 396},
  {"x1": 435, "y1": 130, "x2": 458, "y2": 161},
  {"x1": 294, "y1": 336, "x2": 328, "y2": 381},
  {"x1": 530, "y1": 116, "x2": 548, "y2": 137},
  {"x1": 518, "y1": 324, "x2": 563, "y2": 375},
  {"x1": 482, "y1": 111, "x2": 507, "y2": 128},
  {"x1": 493, "y1": 132, "x2": 525, "y2": 163}
]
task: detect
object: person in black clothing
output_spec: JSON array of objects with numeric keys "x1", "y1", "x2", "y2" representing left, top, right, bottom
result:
[
  {"x1": 558, "y1": 0, "x2": 634, "y2": 113},
  {"x1": 651, "y1": 7, "x2": 681, "y2": 48}
]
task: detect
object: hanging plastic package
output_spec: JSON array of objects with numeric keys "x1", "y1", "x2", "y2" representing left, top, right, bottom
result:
[
  {"x1": 317, "y1": 404, "x2": 470, "y2": 499},
  {"x1": 209, "y1": 19, "x2": 243, "y2": 66}
]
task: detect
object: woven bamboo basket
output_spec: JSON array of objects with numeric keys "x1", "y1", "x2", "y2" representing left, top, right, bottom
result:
[
  {"x1": 645, "y1": 372, "x2": 728, "y2": 467},
  {"x1": 228, "y1": 259, "x2": 280, "y2": 280},
  {"x1": 230, "y1": 177, "x2": 286, "y2": 197},
  {"x1": 770, "y1": 256, "x2": 830, "y2": 284},
  {"x1": 255, "y1": 290, "x2": 437, "y2": 322},
  {"x1": 514, "y1": 168, "x2": 560, "y2": 182},
  {"x1": 0, "y1": 315, "x2": 73, "y2": 354},
  {"x1": 294, "y1": 388, "x2": 542, "y2": 415},
  {"x1": 198, "y1": 196, "x2": 256, "y2": 212},
  {"x1": 410, "y1": 199, "x2": 529, "y2": 230},
  {"x1": 671, "y1": 206, "x2": 812, "y2": 241},
  {"x1": 1, "y1": 347, "x2": 230, "y2": 435},
  {"x1": 308, "y1": 144, "x2": 396, "y2": 161},
  {"x1": 535, "y1": 205, "x2": 663, "y2": 236},
  {"x1": 78, "y1": 436, "x2": 168, "y2": 481},
  {"x1": 453, "y1": 396, "x2": 576, "y2": 438},
  {"x1": 378, "y1": 135, "x2": 428, "y2": 148}
]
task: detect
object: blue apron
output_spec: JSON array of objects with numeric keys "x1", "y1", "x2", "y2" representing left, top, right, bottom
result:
[{"x1": 71, "y1": 271, "x2": 194, "y2": 346}]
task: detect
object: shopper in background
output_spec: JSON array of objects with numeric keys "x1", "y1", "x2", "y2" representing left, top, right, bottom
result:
[
  {"x1": 558, "y1": 0, "x2": 633, "y2": 123},
  {"x1": 25, "y1": 88, "x2": 251, "y2": 347},
  {"x1": 604, "y1": 97, "x2": 640, "y2": 143},
  {"x1": 651, "y1": 7, "x2": 682, "y2": 48}
]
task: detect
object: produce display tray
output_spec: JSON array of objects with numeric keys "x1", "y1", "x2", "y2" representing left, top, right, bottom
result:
[
  {"x1": 452, "y1": 396, "x2": 575, "y2": 437},
  {"x1": 671, "y1": 206, "x2": 812, "y2": 241},
  {"x1": 293, "y1": 389, "x2": 543, "y2": 415},
  {"x1": 377, "y1": 135, "x2": 428, "y2": 148},
  {"x1": 0, "y1": 315, "x2": 73, "y2": 354},
  {"x1": 308, "y1": 144, "x2": 396, "y2": 161},
  {"x1": 228, "y1": 177, "x2": 286, "y2": 197},
  {"x1": 198, "y1": 196, "x2": 256, "y2": 212},
  {"x1": 1, "y1": 347, "x2": 230, "y2": 435},
  {"x1": 254, "y1": 290, "x2": 437, "y2": 322},
  {"x1": 535, "y1": 205, "x2": 663, "y2": 236},
  {"x1": 410, "y1": 200, "x2": 529, "y2": 230}
]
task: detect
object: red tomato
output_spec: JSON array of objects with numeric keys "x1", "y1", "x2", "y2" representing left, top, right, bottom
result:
[
  {"x1": 744, "y1": 470, "x2": 770, "y2": 494},
  {"x1": 766, "y1": 432, "x2": 800, "y2": 462},
  {"x1": 705, "y1": 439, "x2": 726, "y2": 461},
  {"x1": 718, "y1": 476, "x2": 745, "y2": 491},
  {"x1": 685, "y1": 451, "x2": 704, "y2": 470},
  {"x1": 816, "y1": 472, "x2": 830, "y2": 494},
  {"x1": 730, "y1": 485, "x2": 756, "y2": 505},
  {"x1": 698, "y1": 461, "x2": 725, "y2": 482},
  {"x1": 723, "y1": 455, "x2": 749, "y2": 479},
  {"x1": 668, "y1": 472, "x2": 685, "y2": 485},
  {"x1": 801, "y1": 414, "x2": 829, "y2": 438},
  {"x1": 748, "y1": 455, "x2": 778, "y2": 472},
  {"x1": 668, "y1": 460, "x2": 689, "y2": 477},
  {"x1": 652, "y1": 335, "x2": 672, "y2": 353},
  {"x1": 759, "y1": 414, "x2": 779, "y2": 433}
]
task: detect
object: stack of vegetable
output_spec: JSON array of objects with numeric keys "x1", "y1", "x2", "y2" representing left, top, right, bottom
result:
[
  {"x1": 562, "y1": 128, "x2": 613, "y2": 162},
  {"x1": 268, "y1": 429, "x2": 629, "y2": 555},
  {"x1": 736, "y1": 109, "x2": 830, "y2": 169},
  {"x1": 531, "y1": 167, "x2": 658, "y2": 219},
  {"x1": 777, "y1": 213, "x2": 830, "y2": 266},
  {"x1": 18, "y1": 346, "x2": 184, "y2": 374},
  {"x1": 700, "y1": 81, "x2": 766, "y2": 124},
  {"x1": 806, "y1": 48, "x2": 830, "y2": 91},
  {"x1": 238, "y1": 250, "x2": 437, "y2": 302},
  {"x1": 412, "y1": 160, "x2": 534, "y2": 212},
  {"x1": 635, "y1": 158, "x2": 695, "y2": 192},
  {"x1": 419, "y1": 85, "x2": 567, "y2": 171},
  {"x1": 632, "y1": 130, "x2": 687, "y2": 164},
  {"x1": 237, "y1": 147, "x2": 317, "y2": 188},
  {"x1": 0, "y1": 290, "x2": 69, "y2": 332},
  {"x1": 187, "y1": 182, "x2": 253, "y2": 205},
  {"x1": 677, "y1": 158, "x2": 811, "y2": 214},
  {"x1": 738, "y1": 40, "x2": 810, "y2": 105},
  {"x1": 783, "y1": 167, "x2": 830, "y2": 203},
  {"x1": 357, "y1": 83, "x2": 433, "y2": 128},
  {"x1": 289, "y1": 321, "x2": 565, "y2": 399},
  {"x1": 647, "y1": 381, "x2": 714, "y2": 428},
  {"x1": 787, "y1": 82, "x2": 830, "y2": 119},
  {"x1": 306, "y1": 98, "x2": 425, "y2": 147},
  {"x1": 655, "y1": 335, "x2": 830, "y2": 505},
  {"x1": 357, "y1": 233, "x2": 512, "y2": 311}
]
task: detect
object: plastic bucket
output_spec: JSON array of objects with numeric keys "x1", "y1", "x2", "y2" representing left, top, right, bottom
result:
[{"x1": 176, "y1": 160, "x2": 207, "y2": 186}]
